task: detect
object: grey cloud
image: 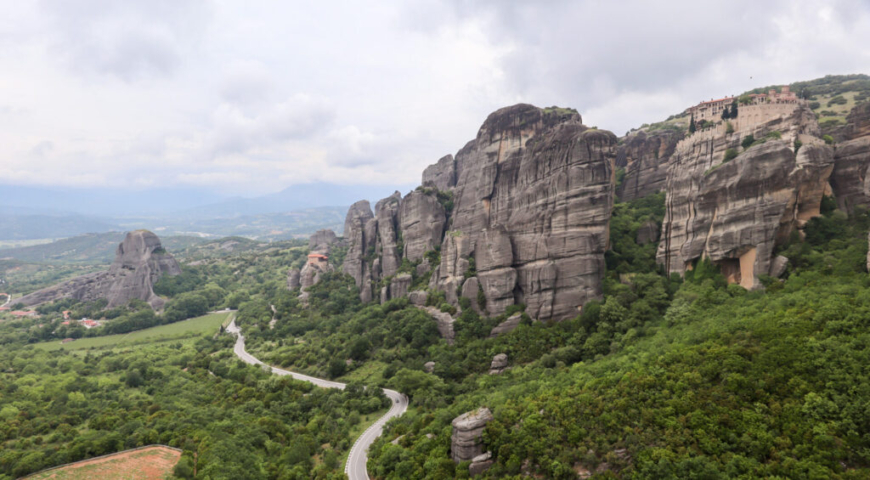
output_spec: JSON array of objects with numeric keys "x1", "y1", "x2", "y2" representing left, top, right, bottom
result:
[{"x1": 39, "y1": 0, "x2": 212, "y2": 81}]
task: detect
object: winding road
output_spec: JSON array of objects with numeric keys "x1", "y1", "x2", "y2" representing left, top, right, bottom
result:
[{"x1": 226, "y1": 320, "x2": 408, "y2": 480}]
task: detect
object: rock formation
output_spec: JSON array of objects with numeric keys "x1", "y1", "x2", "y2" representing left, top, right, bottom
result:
[
  {"x1": 828, "y1": 103, "x2": 870, "y2": 212},
  {"x1": 287, "y1": 268, "x2": 301, "y2": 290},
  {"x1": 17, "y1": 230, "x2": 180, "y2": 309},
  {"x1": 636, "y1": 220, "x2": 659, "y2": 245},
  {"x1": 432, "y1": 105, "x2": 616, "y2": 321},
  {"x1": 451, "y1": 407, "x2": 493, "y2": 463},
  {"x1": 657, "y1": 102, "x2": 834, "y2": 289},
  {"x1": 333, "y1": 104, "x2": 615, "y2": 321},
  {"x1": 469, "y1": 452, "x2": 494, "y2": 476},
  {"x1": 617, "y1": 128, "x2": 683, "y2": 201},
  {"x1": 489, "y1": 313, "x2": 522, "y2": 338},
  {"x1": 308, "y1": 229, "x2": 338, "y2": 254},
  {"x1": 489, "y1": 353, "x2": 508, "y2": 375}
]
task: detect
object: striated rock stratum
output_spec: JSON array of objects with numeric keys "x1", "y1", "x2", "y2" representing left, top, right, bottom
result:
[
  {"x1": 17, "y1": 230, "x2": 181, "y2": 309},
  {"x1": 338, "y1": 104, "x2": 616, "y2": 321},
  {"x1": 656, "y1": 102, "x2": 834, "y2": 289}
]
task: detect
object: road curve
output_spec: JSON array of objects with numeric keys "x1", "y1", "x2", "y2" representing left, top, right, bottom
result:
[{"x1": 226, "y1": 320, "x2": 409, "y2": 480}]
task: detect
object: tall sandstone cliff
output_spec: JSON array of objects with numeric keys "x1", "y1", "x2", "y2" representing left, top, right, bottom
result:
[
  {"x1": 616, "y1": 128, "x2": 683, "y2": 201},
  {"x1": 339, "y1": 104, "x2": 616, "y2": 321},
  {"x1": 656, "y1": 103, "x2": 834, "y2": 289},
  {"x1": 828, "y1": 102, "x2": 870, "y2": 212},
  {"x1": 17, "y1": 230, "x2": 181, "y2": 309}
]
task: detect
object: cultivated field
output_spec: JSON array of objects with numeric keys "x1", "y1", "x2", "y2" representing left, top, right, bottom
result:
[
  {"x1": 22, "y1": 445, "x2": 181, "y2": 480},
  {"x1": 35, "y1": 311, "x2": 233, "y2": 352}
]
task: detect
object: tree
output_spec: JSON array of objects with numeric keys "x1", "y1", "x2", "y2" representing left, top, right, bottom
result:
[
  {"x1": 730, "y1": 99, "x2": 739, "y2": 118},
  {"x1": 689, "y1": 115, "x2": 696, "y2": 134},
  {"x1": 721, "y1": 106, "x2": 730, "y2": 120}
]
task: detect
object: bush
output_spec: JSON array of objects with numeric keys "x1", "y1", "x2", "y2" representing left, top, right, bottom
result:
[
  {"x1": 827, "y1": 95, "x2": 847, "y2": 107},
  {"x1": 809, "y1": 101, "x2": 821, "y2": 109},
  {"x1": 723, "y1": 148, "x2": 739, "y2": 162},
  {"x1": 741, "y1": 135, "x2": 755, "y2": 150},
  {"x1": 823, "y1": 135, "x2": 835, "y2": 145},
  {"x1": 725, "y1": 122, "x2": 734, "y2": 134}
]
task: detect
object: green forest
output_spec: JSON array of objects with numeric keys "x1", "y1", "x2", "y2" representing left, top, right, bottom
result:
[{"x1": 3, "y1": 191, "x2": 870, "y2": 479}]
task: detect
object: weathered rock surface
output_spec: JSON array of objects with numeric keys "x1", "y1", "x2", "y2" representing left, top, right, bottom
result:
[
  {"x1": 408, "y1": 290, "x2": 428, "y2": 306},
  {"x1": 636, "y1": 220, "x2": 659, "y2": 245},
  {"x1": 617, "y1": 128, "x2": 683, "y2": 201},
  {"x1": 451, "y1": 408, "x2": 494, "y2": 463},
  {"x1": 418, "y1": 306, "x2": 456, "y2": 344},
  {"x1": 469, "y1": 452, "x2": 494, "y2": 476},
  {"x1": 17, "y1": 230, "x2": 180, "y2": 309},
  {"x1": 375, "y1": 192, "x2": 402, "y2": 278},
  {"x1": 386, "y1": 273, "x2": 412, "y2": 302},
  {"x1": 657, "y1": 103, "x2": 834, "y2": 289},
  {"x1": 424, "y1": 361, "x2": 435, "y2": 373},
  {"x1": 431, "y1": 104, "x2": 616, "y2": 321},
  {"x1": 489, "y1": 353, "x2": 508, "y2": 375},
  {"x1": 299, "y1": 259, "x2": 333, "y2": 294},
  {"x1": 308, "y1": 229, "x2": 338, "y2": 254},
  {"x1": 460, "y1": 276, "x2": 481, "y2": 311},
  {"x1": 342, "y1": 200, "x2": 375, "y2": 293},
  {"x1": 422, "y1": 154, "x2": 458, "y2": 191},
  {"x1": 829, "y1": 103, "x2": 870, "y2": 212},
  {"x1": 287, "y1": 268, "x2": 301, "y2": 290},
  {"x1": 770, "y1": 255, "x2": 789, "y2": 278},
  {"x1": 399, "y1": 190, "x2": 447, "y2": 262},
  {"x1": 489, "y1": 313, "x2": 522, "y2": 338}
]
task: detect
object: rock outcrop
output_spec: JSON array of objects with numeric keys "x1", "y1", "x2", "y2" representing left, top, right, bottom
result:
[
  {"x1": 333, "y1": 105, "x2": 615, "y2": 320},
  {"x1": 308, "y1": 229, "x2": 338, "y2": 254},
  {"x1": 422, "y1": 154, "x2": 458, "y2": 191},
  {"x1": 657, "y1": 103, "x2": 834, "y2": 289},
  {"x1": 431, "y1": 105, "x2": 616, "y2": 321},
  {"x1": 829, "y1": 103, "x2": 870, "y2": 213},
  {"x1": 489, "y1": 353, "x2": 508, "y2": 375},
  {"x1": 469, "y1": 452, "x2": 494, "y2": 476},
  {"x1": 636, "y1": 220, "x2": 659, "y2": 245},
  {"x1": 451, "y1": 408, "x2": 494, "y2": 463},
  {"x1": 287, "y1": 268, "x2": 301, "y2": 290},
  {"x1": 617, "y1": 128, "x2": 683, "y2": 201},
  {"x1": 489, "y1": 313, "x2": 522, "y2": 338},
  {"x1": 17, "y1": 230, "x2": 180, "y2": 309}
]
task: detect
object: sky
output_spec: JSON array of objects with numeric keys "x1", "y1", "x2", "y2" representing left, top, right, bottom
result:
[{"x1": 1, "y1": 0, "x2": 870, "y2": 199}]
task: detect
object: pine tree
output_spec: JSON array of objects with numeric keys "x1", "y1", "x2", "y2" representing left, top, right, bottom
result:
[
  {"x1": 721, "y1": 107, "x2": 730, "y2": 120},
  {"x1": 689, "y1": 115, "x2": 696, "y2": 134},
  {"x1": 730, "y1": 99, "x2": 739, "y2": 118}
]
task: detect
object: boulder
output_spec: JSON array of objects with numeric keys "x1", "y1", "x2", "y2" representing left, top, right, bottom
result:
[
  {"x1": 424, "y1": 361, "x2": 435, "y2": 373},
  {"x1": 399, "y1": 190, "x2": 447, "y2": 262},
  {"x1": 451, "y1": 408, "x2": 494, "y2": 463},
  {"x1": 408, "y1": 290, "x2": 428, "y2": 306},
  {"x1": 287, "y1": 268, "x2": 301, "y2": 290},
  {"x1": 636, "y1": 220, "x2": 659, "y2": 245},
  {"x1": 469, "y1": 452, "x2": 494, "y2": 476},
  {"x1": 489, "y1": 353, "x2": 508, "y2": 375},
  {"x1": 418, "y1": 306, "x2": 456, "y2": 344},
  {"x1": 17, "y1": 230, "x2": 181, "y2": 310},
  {"x1": 308, "y1": 229, "x2": 338, "y2": 254},
  {"x1": 770, "y1": 255, "x2": 789, "y2": 278},
  {"x1": 489, "y1": 313, "x2": 522, "y2": 338}
]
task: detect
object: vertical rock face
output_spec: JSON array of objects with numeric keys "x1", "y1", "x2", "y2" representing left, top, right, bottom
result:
[
  {"x1": 399, "y1": 190, "x2": 447, "y2": 262},
  {"x1": 325, "y1": 104, "x2": 615, "y2": 317},
  {"x1": 287, "y1": 268, "x2": 301, "y2": 290},
  {"x1": 422, "y1": 154, "x2": 458, "y2": 191},
  {"x1": 17, "y1": 230, "x2": 180, "y2": 309},
  {"x1": 829, "y1": 103, "x2": 870, "y2": 212},
  {"x1": 657, "y1": 103, "x2": 834, "y2": 289},
  {"x1": 308, "y1": 229, "x2": 338, "y2": 254},
  {"x1": 617, "y1": 128, "x2": 683, "y2": 201},
  {"x1": 375, "y1": 192, "x2": 402, "y2": 278},
  {"x1": 342, "y1": 200, "x2": 375, "y2": 289},
  {"x1": 451, "y1": 408, "x2": 494, "y2": 463},
  {"x1": 433, "y1": 104, "x2": 616, "y2": 321}
]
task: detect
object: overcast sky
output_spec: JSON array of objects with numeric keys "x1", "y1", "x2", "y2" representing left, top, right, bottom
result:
[{"x1": 2, "y1": 0, "x2": 869, "y2": 196}]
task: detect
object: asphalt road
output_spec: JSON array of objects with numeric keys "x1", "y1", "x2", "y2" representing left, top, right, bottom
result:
[{"x1": 226, "y1": 320, "x2": 409, "y2": 480}]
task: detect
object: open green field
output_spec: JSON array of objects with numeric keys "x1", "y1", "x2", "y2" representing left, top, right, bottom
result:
[{"x1": 34, "y1": 311, "x2": 233, "y2": 352}]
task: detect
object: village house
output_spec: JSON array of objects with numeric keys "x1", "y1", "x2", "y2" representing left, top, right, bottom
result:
[
  {"x1": 686, "y1": 86, "x2": 799, "y2": 121},
  {"x1": 307, "y1": 253, "x2": 329, "y2": 266}
]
